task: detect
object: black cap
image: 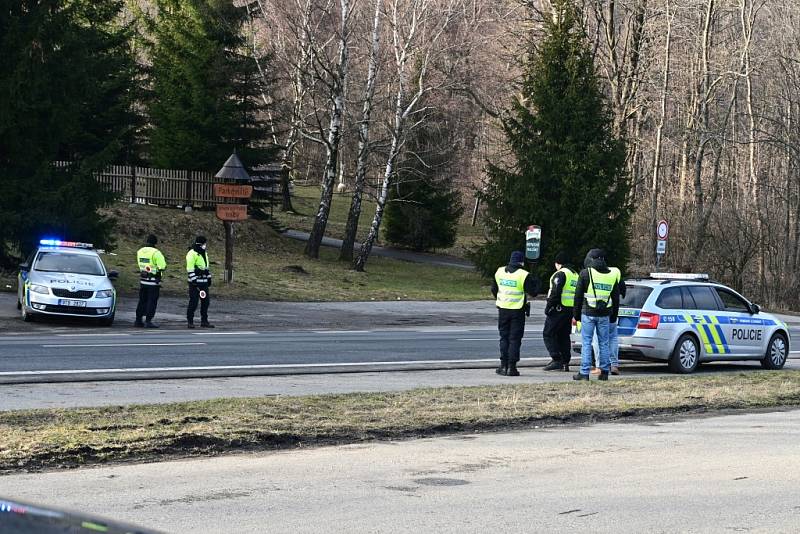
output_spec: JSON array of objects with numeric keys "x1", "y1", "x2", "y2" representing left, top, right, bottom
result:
[
  {"x1": 554, "y1": 251, "x2": 569, "y2": 265},
  {"x1": 146, "y1": 234, "x2": 158, "y2": 246},
  {"x1": 195, "y1": 235, "x2": 207, "y2": 245},
  {"x1": 509, "y1": 251, "x2": 524, "y2": 266}
]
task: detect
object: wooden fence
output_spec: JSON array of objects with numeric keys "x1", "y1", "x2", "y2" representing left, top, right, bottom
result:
[{"x1": 83, "y1": 164, "x2": 283, "y2": 208}]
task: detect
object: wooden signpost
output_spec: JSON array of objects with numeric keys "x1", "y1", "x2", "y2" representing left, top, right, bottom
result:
[{"x1": 214, "y1": 153, "x2": 253, "y2": 283}]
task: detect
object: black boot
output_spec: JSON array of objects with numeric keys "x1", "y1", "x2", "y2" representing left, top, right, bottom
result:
[
  {"x1": 598, "y1": 371, "x2": 609, "y2": 381},
  {"x1": 543, "y1": 360, "x2": 562, "y2": 371},
  {"x1": 506, "y1": 362, "x2": 520, "y2": 376},
  {"x1": 562, "y1": 364, "x2": 570, "y2": 372},
  {"x1": 187, "y1": 321, "x2": 195, "y2": 329},
  {"x1": 134, "y1": 319, "x2": 145, "y2": 328},
  {"x1": 496, "y1": 362, "x2": 508, "y2": 376},
  {"x1": 573, "y1": 372, "x2": 589, "y2": 381}
]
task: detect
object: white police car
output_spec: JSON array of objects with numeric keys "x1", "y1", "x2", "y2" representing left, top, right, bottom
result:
[
  {"x1": 571, "y1": 273, "x2": 790, "y2": 373},
  {"x1": 17, "y1": 239, "x2": 118, "y2": 326}
]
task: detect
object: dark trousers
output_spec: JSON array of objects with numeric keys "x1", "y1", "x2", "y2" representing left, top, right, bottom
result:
[
  {"x1": 187, "y1": 284, "x2": 210, "y2": 324},
  {"x1": 498, "y1": 308, "x2": 526, "y2": 364},
  {"x1": 135, "y1": 284, "x2": 160, "y2": 322},
  {"x1": 543, "y1": 309, "x2": 573, "y2": 365}
]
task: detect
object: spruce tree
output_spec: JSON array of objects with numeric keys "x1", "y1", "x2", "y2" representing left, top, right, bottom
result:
[
  {"x1": 384, "y1": 115, "x2": 464, "y2": 251},
  {"x1": 0, "y1": 0, "x2": 140, "y2": 261},
  {"x1": 144, "y1": 0, "x2": 274, "y2": 172},
  {"x1": 475, "y1": 0, "x2": 631, "y2": 277}
]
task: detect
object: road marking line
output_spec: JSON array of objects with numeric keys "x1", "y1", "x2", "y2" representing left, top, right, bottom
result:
[
  {"x1": 0, "y1": 357, "x2": 555, "y2": 376},
  {"x1": 312, "y1": 330, "x2": 371, "y2": 334},
  {"x1": 191, "y1": 331, "x2": 258, "y2": 336},
  {"x1": 458, "y1": 338, "x2": 499, "y2": 341},
  {"x1": 41, "y1": 342, "x2": 206, "y2": 348},
  {"x1": 56, "y1": 333, "x2": 131, "y2": 337},
  {"x1": 0, "y1": 358, "x2": 524, "y2": 376}
]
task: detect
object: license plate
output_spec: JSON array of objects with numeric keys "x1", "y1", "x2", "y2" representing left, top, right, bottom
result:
[{"x1": 59, "y1": 299, "x2": 87, "y2": 307}]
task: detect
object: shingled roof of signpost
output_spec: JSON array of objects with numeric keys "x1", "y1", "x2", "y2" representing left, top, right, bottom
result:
[{"x1": 215, "y1": 151, "x2": 251, "y2": 182}]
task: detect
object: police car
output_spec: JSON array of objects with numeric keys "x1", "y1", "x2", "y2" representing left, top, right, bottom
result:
[
  {"x1": 17, "y1": 239, "x2": 118, "y2": 326},
  {"x1": 571, "y1": 273, "x2": 790, "y2": 373}
]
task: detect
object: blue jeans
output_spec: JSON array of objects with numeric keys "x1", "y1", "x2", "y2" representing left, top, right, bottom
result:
[
  {"x1": 609, "y1": 321, "x2": 619, "y2": 367},
  {"x1": 581, "y1": 314, "x2": 610, "y2": 375}
]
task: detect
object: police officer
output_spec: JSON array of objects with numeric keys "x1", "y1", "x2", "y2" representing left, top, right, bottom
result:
[
  {"x1": 135, "y1": 234, "x2": 166, "y2": 328},
  {"x1": 542, "y1": 251, "x2": 578, "y2": 371},
  {"x1": 491, "y1": 251, "x2": 540, "y2": 376},
  {"x1": 186, "y1": 235, "x2": 213, "y2": 329},
  {"x1": 572, "y1": 248, "x2": 619, "y2": 381}
]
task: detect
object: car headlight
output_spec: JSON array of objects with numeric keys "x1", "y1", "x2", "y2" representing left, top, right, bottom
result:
[
  {"x1": 29, "y1": 284, "x2": 50, "y2": 295},
  {"x1": 95, "y1": 289, "x2": 115, "y2": 298}
]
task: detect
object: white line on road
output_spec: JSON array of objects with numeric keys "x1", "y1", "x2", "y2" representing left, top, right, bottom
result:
[
  {"x1": 190, "y1": 331, "x2": 258, "y2": 336},
  {"x1": 0, "y1": 358, "x2": 514, "y2": 376},
  {"x1": 458, "y1": 338, "x2": 498, "y2": 341},
  {"x1": 312, "y1": 330, "x2": 371, "y2": 334},
  {"x1": 41, "y1": 342, "x2": 206, "y2": 348},
  {"x1": 56, "y1": 333, "x2": 132, "y2": 337}
]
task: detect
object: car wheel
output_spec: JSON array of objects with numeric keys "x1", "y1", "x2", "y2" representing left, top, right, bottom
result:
[
  {"x1": 761, "y1": 333, "x2": 788, "y2": 370},
  {"x1": 20, "y1": 304, "x2": 34, "y2": 322},
  {"x1": 669, "y1": 333, "x2": 700, "y2": 374},
  {"x1": 97, "y1": 312, "x2": 115, "y2": 327}
]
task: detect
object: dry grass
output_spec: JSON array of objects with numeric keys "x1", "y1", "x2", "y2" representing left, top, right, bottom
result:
[
  {"x1": 96, "y1": 204, "x2": 488, "y2": 302},
  {"x1": 2, "y1": 371, "x2": 800, "y2": 472}
]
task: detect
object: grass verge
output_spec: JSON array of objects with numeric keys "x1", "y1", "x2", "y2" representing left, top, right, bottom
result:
[
  {"x1": 0, "y1": 203, "x2": 488, "y2": 301},
  {"x1": 3, "y1": 371, "x2": 800, "y2": 473}
]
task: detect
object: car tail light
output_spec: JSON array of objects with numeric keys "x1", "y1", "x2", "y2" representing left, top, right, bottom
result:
[{"x1": 638, "y1": 312, "x2": 660, "y2": 329}]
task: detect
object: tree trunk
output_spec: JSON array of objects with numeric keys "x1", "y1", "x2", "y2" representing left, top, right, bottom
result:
[
  {"x1": 341, "y1": 0, "x2": 382, "y2": 262},
  {"x1": 305, "y1": 0, "x2": 351, "y2": 259}
]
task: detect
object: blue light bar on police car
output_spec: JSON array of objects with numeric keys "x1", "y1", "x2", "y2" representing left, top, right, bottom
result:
[
  {"x1": 39, "y1": 239, "x2": 94, "y2": 249},
  {"x1": 649, "y1": 273, "x2": 709, "y2": 281}
]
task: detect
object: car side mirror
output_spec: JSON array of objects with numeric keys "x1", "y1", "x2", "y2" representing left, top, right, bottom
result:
[
  {"x1": 18, "y1": 263, "x2": 29, "y2": 271},
  {"x1": 750, "y1": 303, "x2": 760, "y2": 315},
  {"x1": 107, "y1": 270, "x2": 119, "y2": 280}
]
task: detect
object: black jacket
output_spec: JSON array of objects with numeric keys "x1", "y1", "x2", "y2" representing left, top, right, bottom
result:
[
  {"x1": 545, "y1": 266, "x2": 575, "y2": 315},
  {"x1": 491, "y1": 264, "x2": 540, "y2": 306},
  {"x1": 573, "y1": 256, "x2": 619, "y2": 320}
]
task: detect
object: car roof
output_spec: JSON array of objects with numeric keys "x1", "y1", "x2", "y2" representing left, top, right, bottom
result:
[
  {"x1": 35, "y1": 246, "x2": 100, "y2": 257},
  {"x1": 626, "y1": 279, "x2": 720, "y2": 288}
]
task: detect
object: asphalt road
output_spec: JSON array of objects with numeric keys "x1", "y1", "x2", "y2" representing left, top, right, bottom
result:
[
  {"x1": 4, "y1": 409, "x2": 799, "y2": 533},
  {"x1": 0, "y1": 325, "x2": 550, "y2": 382}
]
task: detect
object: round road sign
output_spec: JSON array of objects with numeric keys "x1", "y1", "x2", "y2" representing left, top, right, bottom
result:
[{"x1": 657, "y1": 220, "x2": 669, "y2": 240}]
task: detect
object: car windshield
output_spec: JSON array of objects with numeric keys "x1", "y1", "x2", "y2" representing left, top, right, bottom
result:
[
  {"x1": 620, "y1": 284, "x2": 653, "y2": 308},
  {"x1": 34, "y1": 251, "x2": 105, "y2": 276}
]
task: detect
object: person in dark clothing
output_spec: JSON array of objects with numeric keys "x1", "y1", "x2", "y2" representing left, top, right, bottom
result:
[
  {"x1": 186, "y1": 235, "x2": 213, "y2": 328},
  {"x1": 572, "y1": 248, "x2": 620, "y2": 381},
  {"x1": 542, "y1": 251, "x2": 578, "y2": 371},
  {"x1": 490, "y1": 251, "x2": 541, "y2": 376},
  {"x1": 134, "y1": 234, "x2": 166, "y2": 329}
]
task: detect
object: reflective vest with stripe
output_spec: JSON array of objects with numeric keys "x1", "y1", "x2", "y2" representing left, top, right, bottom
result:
[
  {"x1": 186, "y1": 250, "x2": 211, "y2": 285},
  {"x1": 609, "y1": 266, "x2": 621, "y2": 284},
  {"x1": 495, "y1": 267, "x2": 528, "y2": 310},
  {"x1": 586, "y1": 268, "x2": 617, "y2": 309},
  {"x1": 137, "y1": 246, "x2": 166, "y2": 286},
  {"x1": 550, "y1": 267, "x2": 578, "y2": 307}
]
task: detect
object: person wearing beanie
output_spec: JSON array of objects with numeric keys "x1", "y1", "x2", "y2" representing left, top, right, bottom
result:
[
  {"x1": 572, "y1": 248, "x2": 620, "y2": 381},
  {"x1": 490, "y1": 250, "x2": 541, "y2": 376},
  {"x1": 542, "y1": 251, "x2": 578, "y2": 372},
  {"x1": 186, "y1": 235, "x2": 214, "y2": 328},
  {"x1": 135, "y1": 234, "x2": 167, "y2": 328}
]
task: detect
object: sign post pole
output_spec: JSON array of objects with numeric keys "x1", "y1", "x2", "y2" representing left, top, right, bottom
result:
[
  {"x1": 655, "y1": 219, "x2": 669, "y2": 271},
  {"x1": 213, "y1": 184, "x2": 253, "y2": 285}
]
